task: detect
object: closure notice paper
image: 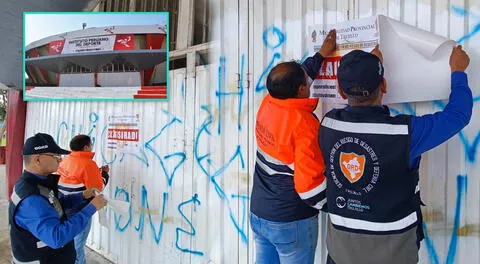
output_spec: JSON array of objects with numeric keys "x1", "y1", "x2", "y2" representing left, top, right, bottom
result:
[{"x1": 308, "y1": 15, "x2": 456, "y2": 104}]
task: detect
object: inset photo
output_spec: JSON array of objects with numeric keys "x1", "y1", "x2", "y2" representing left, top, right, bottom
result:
[{"x1": 24, "y1": 12, "x2": 169, "y2": 100}]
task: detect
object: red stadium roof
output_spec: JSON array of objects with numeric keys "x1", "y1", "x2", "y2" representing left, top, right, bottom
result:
[
  {"x1": 26, "y1": 25, "x2": 167, "y2": 51},
  {"x1": 25, "y1": 49, "x2": 167, "y2": 72}
]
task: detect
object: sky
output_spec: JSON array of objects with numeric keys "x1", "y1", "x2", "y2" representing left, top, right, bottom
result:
[{"x1": 25, "y1": 13, "x2": 168, "y2": 45}]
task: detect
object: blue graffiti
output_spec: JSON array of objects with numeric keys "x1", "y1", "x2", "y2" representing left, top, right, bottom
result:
[
  {"x1": 423, "y1": 221, "x2": 440, "y2": 264},
  {"x1": 390, "y1": 99, "x2": 480, "y2": 164},
  {"x1": 423, "y1": 174, "x2": 468, "y2": 264},
  {"x1": 93, "y1": 111, "x2": 186, "y2": 186},
  {"x1": 56, "y1": 112, "x2": 99, "y2": 147},
  {"x1": 216, "y1": 55, "x2": 245, "y2": 133},
  {"x1": 118, "y1": 148, "x2": 149, "y2": 166},
  {"x1": 263, "y1": 26, "x2": 286, "y2": 49},
  {"x1": 452, "y1": 6, "x2": 480, "y2": 43},
  {"x1": 238, "y1": 54, "x2": 245, "y2": 131},
  {"x1": 255, "y1": 52, "x2": 281, "y2": 93},
  {"x1": 458, "y1": 131, "x2": 480, "y2": 163},
  {"x1": 389, "y1": 98, "x2": 478, "y2": 262},
  {"x1": 181, "y1": 80, "x2": 185, "y2": 98},
  {"x1": 100, "y1": 125, "x2": 118, "y2": 165},
  {"x1": 433, "y1": 100, "x2": 480, "y2": 163},
  {"x1": 113, "y1": 187, "x2": 132, "y2": 232},
  {"x1": 194, "y1": 105, "x2": 249, "y2": 243},
  {"x1": 113, "y1": 185, "x2": 169, "y2": 245},
  {"x1": 175, "y1": 194, "x2": 204, "y2": 256},
  {"x1": 56, "y1": 122, "x2": 68, "y2": 144},
  {"x1": 88, "y1": 112, "x2": 99, "y2": 146},
  {"x1": 134, "y1": 186, "x2": 168, "y2": 244},
  {"x1": 144, "y1": 114, "x2": 186, "y2": 186},
  {"x1": 256, "y1": 26, "x2": 286, "y2": 93},
  {"x1": 402, "y1": 103, "x2": 416, "y2": 115},
  {"x1": 230, "y1": 194, "x2": 250, "y2": 240}
]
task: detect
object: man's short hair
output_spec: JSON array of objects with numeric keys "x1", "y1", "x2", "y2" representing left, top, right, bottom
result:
[
  {"x1": 23, "y1": 155, "x2": 33, "y2": 165},
  {"x1": 345, "y1": 86, "x2": 380, "y2": 104},
  {"x1": 70, "y1": 135, "x2": 92, "y2": 151},
  {"x1": 266, "y1": 61, "x2": 306, "y2": 99}
]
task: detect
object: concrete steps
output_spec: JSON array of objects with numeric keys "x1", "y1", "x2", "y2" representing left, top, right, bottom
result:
[
  {"x1": 26, "y1": 86, "x2": 140, "y2": 99},
  {"x1": 133, "y1": 85, "x2": 167, "y2": 99}
]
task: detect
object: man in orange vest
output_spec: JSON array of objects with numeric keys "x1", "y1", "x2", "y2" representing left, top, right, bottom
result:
[
  {"x1": 57, "y1": 134, "x2": 110, "y2": 264},
  {"x1": 250, "y1": 30, "x2": 336, "y2": 263}
]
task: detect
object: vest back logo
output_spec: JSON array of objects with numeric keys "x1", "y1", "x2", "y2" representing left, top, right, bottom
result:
[{"x1": 340, "y1": 152, "x2": 366, "y2": 183}]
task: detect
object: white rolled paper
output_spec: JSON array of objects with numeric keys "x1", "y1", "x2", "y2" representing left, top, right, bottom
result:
[
  {"x1": 308, "y1": 15, "x2": 456, "y2": 104},
  {"x1": 378, "y1": 15, "x2": 456, "y2": 104}
]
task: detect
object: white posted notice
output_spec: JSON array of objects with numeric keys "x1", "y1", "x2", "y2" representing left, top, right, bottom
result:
[
  {"x1": 309, "y1": 17, "x2": 378, "y2": 104},
  {"x1": 308, "y1": 15, "x2": 456, "y2": 104},
  {"x1": 106, "y1": 114, "x2": 141, "y2": 151}
]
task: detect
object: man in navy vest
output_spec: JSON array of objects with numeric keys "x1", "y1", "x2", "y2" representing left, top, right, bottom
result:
[
  {"x1": 9, "y1": 133, "x2": 107, "y2": 264},
  {"x1": 319, "y1": 45, "x2": 471, "y2": 264}
]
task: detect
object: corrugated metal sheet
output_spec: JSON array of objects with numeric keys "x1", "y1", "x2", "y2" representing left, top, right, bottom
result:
[{"x1": 24, "y1": 0, "x2": 479, "y2": 263}]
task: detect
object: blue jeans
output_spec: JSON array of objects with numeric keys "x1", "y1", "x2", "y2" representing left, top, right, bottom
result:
[
  {"x1": 250, "y1": 213, "x2": 318, "y2": 264},
  {"x1": 74, "y1": 219, "x2": 92, "y2": 264}
]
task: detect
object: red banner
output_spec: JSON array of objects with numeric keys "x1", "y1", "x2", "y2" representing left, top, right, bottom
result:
[
  {"x1": 107, "y1": 128, "x2": 139, "y2": 142},
  {"x1": 114, "y1": 34, "x2": 135, "y2": 50},
  {"x1": 145, "y1": 34, "x2": 165, "y2": 49},
  {"x1": 48, "y1": 40, "x2": 65, "y2": 55},
  {"x1": 28, "y1": 48, "x2": 48, "y2": 84},
  {"x1": 144, "y1": 34, "x2": 166, "y2": 84},
  {"x1": 28, "y1": 48, "x2": 40, "y2": 58},
  {"x1": 316, "y1": 56, "x2": 342, "y2": 80}
]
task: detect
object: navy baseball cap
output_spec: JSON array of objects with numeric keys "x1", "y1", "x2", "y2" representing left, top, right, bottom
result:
[
  {"x1": 23, "y1": 133, "x2": 70, "y2": 155},
  {"x1": 337, "y1": 50, "x2": 384, "y2": 96}
]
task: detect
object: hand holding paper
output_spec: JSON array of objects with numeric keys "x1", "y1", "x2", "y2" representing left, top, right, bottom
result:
[
  {"x1": 319, "y1": 29, "x2": 337, "y2": 57},
  {"x1": 371, "y1": 44, "x2": 383, "y2": 63},
  {"x1": 100, "y1": 165, "x2": 110, "y2": 173},
  {"x1": 450, "y1": 45, "x2": 470, "y2": 72},
  {"x1": 82, "y1": 187, "x2": 100, "y2": 199},
  {"x1": 90, "y1": 194, "x2": 107, "y2": 211}
]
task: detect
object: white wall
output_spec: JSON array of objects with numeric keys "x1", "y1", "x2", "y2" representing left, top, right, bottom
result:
[
  {"x1": 98, "y1": 72, "x2": 141, "y2": 87},
  {"x1": 59, "y1": 73, "x2": 95, "y2": 87}
]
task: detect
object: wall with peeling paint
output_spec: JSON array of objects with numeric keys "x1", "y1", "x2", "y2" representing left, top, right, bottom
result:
[{"x1": 24, "y1": 0, "x2": 479, "y2": 263}]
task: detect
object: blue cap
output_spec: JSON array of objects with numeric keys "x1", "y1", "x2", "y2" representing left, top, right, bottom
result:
[
  {"x1": 23, "y1": 133, "x2": 70, "y2": 155},
  {"x1": 337, "y1": 50, "x2": 384, "y2": 97}
]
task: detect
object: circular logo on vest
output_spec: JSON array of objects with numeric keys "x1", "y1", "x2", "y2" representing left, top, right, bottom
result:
[
  {"x1": 328, "y1": 137, "x2": 381, "y2": 196},
  {"x1": 336, "y1": 196, "x2": 346, "y2": 208}
]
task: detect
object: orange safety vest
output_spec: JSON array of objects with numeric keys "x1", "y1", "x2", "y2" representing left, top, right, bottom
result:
[
  {"x1": 252, "y1": 94, "x2": 327, "y2": 221},
  {"x1": 57, "y1": 151, "x2": 104, "y2": 194}
]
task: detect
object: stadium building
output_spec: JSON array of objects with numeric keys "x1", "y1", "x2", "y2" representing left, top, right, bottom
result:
[{"x1": 25, "y1": 24, "x2": 168, "y2": 99}]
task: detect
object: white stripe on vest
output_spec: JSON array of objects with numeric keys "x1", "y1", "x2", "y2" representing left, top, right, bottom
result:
[
  {"x1": 12, "y1": 253, "x2": 40, "y2": 264},
  {"x1": 322, "y1": 117, "x2": 409, "y2": 135},
  {"x1": 329, "y1": 211, "x2": 418, "y2": 232}
]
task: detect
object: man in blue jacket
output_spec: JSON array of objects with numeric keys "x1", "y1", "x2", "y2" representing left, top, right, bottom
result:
[
  {"x1": 319, "y1": 45, "x2": 472, "y2": 264},
  {"x1": 9, "y1": 133, "x2": 107, "y2": 264}
]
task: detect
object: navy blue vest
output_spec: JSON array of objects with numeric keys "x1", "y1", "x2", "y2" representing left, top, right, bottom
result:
[
  {"x1": 9, "y1": 171, "x2": 76, "y2": 264},
  {"x1": 319, "y1": 106, "x2": 421, "y2": 234},
  {"x1": 250, "y1": 151, "x2": 318, "y2": 222}
]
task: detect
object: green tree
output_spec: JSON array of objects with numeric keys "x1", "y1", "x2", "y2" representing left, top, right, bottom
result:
[{"x1": 0, "y1": 89, "x2": 6, "y2": 122}]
